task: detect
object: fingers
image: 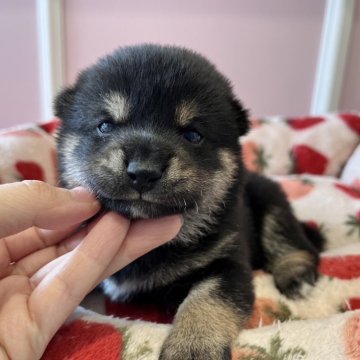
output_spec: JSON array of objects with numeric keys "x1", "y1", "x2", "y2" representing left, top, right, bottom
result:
[
  {"x1": 29, "y1": 213, "x2": 182, "y2": 340},
  {"x1": 1, "y1": 222, "x2": 93, "y2": 279},
  {"x1": 123, "y1": 215, "x2": 183, "y2": 259},
  {"x1": 30, "y1": 214, "x2": 183, "y2": 288},
  {"x1": 2, "y1": 224, "x2": 81, "y2": 265},
  {"x1": 11, "y1": 226, "x2": 90, "y2": 279},
  {"x1": 29, "y1": 212, "x2": 131, "y2": 338},
  {"x1": 0, "y1": 181, "x2": 100, "y2": 238},
  {"x1": 99, "y1": 215, "x2": 183, "y2": 281},
  {"x1": 10, "y1": 238, "x2": 80, "y2": 279}
]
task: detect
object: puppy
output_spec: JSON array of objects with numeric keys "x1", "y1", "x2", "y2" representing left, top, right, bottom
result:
[{"x1": 55, "y1": 44, "x2": 322, "y2": 359}]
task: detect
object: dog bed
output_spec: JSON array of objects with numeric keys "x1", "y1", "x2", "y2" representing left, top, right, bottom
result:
[{"x1": 0, "y1": 113, "x2": 359, "y2": 359}]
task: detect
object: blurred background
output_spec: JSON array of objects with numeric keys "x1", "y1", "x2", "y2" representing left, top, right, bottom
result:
[{"x1": 0, "y1": 0, "x2": 359, "y2": 128}]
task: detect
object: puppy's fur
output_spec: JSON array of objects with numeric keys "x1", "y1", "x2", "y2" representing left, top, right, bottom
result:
[{"x1": 55, "y1": 44, "x2": 322, "y2": 359}]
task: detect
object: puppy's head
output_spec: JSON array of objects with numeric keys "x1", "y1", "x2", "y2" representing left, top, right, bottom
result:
[{"x1": 56, "y1": 44, "x2": 249, "y2": 219}]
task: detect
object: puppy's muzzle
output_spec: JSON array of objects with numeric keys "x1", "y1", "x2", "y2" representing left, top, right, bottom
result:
[
  {"x1": 122, "y1": 134, "x2": 173, "y2": 194},
  {"x1": 127, "y1": 160, "x2": 163, "y2": 193}
]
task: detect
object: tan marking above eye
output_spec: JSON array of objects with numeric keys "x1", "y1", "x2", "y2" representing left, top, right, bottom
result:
[
  {"x1": 103, "y1": 92, "x2": 130, "y2": 123},
  {"x1": 175, "y1": 100, "x2": 199, "y2": 127}
]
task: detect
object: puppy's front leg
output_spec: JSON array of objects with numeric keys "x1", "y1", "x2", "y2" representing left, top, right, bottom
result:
[{"x1": 159, "y1": 264, "x2": 254, "y2": 360}]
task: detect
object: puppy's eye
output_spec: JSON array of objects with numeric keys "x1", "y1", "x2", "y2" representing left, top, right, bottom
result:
[
  {"x1": 97, "y1": 120, "x2": 115, "y2": 135},
  {"x1": 183, "y1": 128, "x2": 203, "y2": 144}
]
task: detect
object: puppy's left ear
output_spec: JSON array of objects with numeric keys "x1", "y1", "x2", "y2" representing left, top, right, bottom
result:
[
  {"x1": 230, "y1": 98, "x2": 250, "y2": 136},
  {"x1": 54, "y1": 86, "x2": 77, "y2": 121}
]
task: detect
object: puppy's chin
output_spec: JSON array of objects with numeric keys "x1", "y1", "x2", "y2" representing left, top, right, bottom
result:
[{"x1": 99, "y1": 197, "x2": 188, "y2": 219}]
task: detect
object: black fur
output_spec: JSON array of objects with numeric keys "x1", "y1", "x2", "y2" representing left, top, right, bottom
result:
[{"x1": 55, "y1": 44, "x2": 322, "y2": 359}]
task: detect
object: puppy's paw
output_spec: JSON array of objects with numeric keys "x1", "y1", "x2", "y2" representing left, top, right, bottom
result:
[
  {"x1": 272, "y1": 250, "x2": 318, "y2": 299},
  {"x1": 159, "y1": 340, "x2": 231, "y2": 360}
]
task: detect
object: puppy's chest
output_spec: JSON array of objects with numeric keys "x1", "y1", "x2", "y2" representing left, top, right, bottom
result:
[
  {"x1": 102, "y1": 230, "x2": 243, "y2": 303},
  {"x1": 103, "y1": 273, "x2": 190, "y2": 323},
  {"x1": 102, "y1": 259, "x2": 197, "y2": 305}
]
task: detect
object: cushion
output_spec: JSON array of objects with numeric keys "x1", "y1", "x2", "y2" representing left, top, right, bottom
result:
[
  {"x1": 241, "y1": 113, "x2": 360, "y2": 176},
  {"x1": 1, "y1": 115, "x2": 360, "y2": 359}
]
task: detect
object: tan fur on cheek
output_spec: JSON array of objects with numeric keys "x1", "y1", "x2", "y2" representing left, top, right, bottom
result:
[
  {"x1": 214, "y1": 149, "x2": 239, "y2": 189},
  {"x1": 218, "y1": 149, "x2": 239, "y2": 178},
  {"x1": 61, "y1": 134, "x2": 80, "y2": 163},
  {"x1": 175, "y1": 149, "x2": 239, "y2": 245},
  {"x1": 167, "y1": 156, "x2": 198, "y2": 183},
  {"x1": 199, "y1": 149, "x2": 238, "y2": 212},
  {"x1": 59, "y1": 134, "x2": 85, "y2": 187}
]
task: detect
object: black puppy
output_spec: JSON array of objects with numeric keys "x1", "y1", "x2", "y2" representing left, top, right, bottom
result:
[{"x1": 55, "y1": 44, "x2": 322, "y2": 359}]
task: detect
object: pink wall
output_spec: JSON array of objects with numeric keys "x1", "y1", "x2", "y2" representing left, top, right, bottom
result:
[
  {"x1": 341, "y1": 1, "x2": 360, "y2": 111},
  {"x1": 64, "y1": 0, "x2": 325, "y2": 117},
  {"x1": 1, "y1": 0, "x2": 359, "y2": 129},
  {"x1": 0, "y1": 0, "x2": 40, "y2": 128}
]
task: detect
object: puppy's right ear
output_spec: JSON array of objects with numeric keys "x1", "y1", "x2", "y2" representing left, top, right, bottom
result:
[
  {"x1": 230, "y1": 97, "x2": 250, "y2": 136},
  {"x1": 54, "y1": 87, "x2": 77, "y2": 120}
]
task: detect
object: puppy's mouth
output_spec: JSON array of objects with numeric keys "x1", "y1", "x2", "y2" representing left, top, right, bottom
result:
[
  {"x1": 86, "y1": 177, "x2": 197, "y2": 219},
  {"x1": 97, "y1": 194, "x2": 193, "y2": 219}
]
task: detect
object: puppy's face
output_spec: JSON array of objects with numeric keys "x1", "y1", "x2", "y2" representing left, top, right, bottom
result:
[{"x1": 56, "y1": 45, "x2": 249, "y2": 219}]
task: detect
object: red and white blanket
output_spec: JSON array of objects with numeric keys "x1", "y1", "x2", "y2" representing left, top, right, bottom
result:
[{"x1": 0, "y1": 114, "x2": 359, "y2": 359}]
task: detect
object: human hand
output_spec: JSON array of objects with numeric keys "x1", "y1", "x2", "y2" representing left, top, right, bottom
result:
[{"x1": 0, "y1": 181, "x2": 182, "y2": 360}]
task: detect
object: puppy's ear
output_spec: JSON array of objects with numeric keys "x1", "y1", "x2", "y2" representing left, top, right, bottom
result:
[
  {"x1": 230, "y1": 98, "x2": 250, "y2": 136},
  {"x1": 54, "y1": 86, "x2": 77, "y2": 120}
]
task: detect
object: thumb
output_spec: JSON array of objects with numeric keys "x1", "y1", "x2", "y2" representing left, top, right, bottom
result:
[{"x1": 0, "y1": 181, "x2": 100, "y2": 237}]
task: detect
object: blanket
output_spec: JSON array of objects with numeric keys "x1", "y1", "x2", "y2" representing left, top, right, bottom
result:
[{"x1": 0, "y1": 113, "x2": 360, "y2": 360}]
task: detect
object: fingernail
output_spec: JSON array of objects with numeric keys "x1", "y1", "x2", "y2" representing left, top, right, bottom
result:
[{"x1": 70, "y1": 187, "x2": 97, "y2": 203}]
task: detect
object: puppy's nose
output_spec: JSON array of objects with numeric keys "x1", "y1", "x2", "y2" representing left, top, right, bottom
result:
[{"x1": 127, "y1": 161, "x2": 163, "y2": 193}]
